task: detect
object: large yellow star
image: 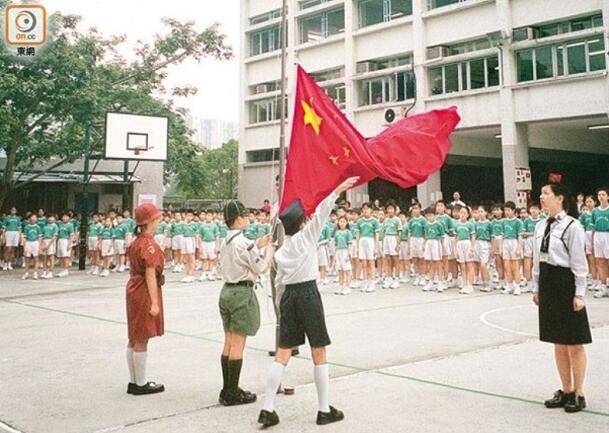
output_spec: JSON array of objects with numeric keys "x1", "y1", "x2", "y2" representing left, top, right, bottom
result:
[{"x1": 302, "y1": 98, "x2": 322, "y2": 135}]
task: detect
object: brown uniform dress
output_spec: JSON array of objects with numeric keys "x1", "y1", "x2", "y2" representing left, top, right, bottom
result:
[{"x1": 126, "y1": 233, "x2": 165, "y2": 341}]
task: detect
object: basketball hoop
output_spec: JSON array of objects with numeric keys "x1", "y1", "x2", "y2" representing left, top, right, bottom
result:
[{"x1": 104, "y1": 112, "x2": 168, "y2": 161}]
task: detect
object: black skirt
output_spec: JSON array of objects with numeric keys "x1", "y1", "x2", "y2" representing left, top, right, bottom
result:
[{"x1": 538, "y1": 262, "x2": 592, "y2": 345}]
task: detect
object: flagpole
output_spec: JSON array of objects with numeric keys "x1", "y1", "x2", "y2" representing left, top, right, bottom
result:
[{"x1": 278, "y1": 0, "x2": 288, "y2": 201}]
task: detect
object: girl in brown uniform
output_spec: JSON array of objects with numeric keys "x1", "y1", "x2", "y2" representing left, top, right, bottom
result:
[{"x1": 125, "y1": 203, "x2": 166, "y2": 395}]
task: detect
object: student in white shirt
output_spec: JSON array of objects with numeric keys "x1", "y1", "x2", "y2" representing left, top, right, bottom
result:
[{"x1": 258, "y1": 177, "x2": 358, "y2": 428}]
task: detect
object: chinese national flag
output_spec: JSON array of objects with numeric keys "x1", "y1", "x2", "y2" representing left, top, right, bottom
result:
[{"x1": 280, "y1": 65, "x2": 461, "y2": 215}]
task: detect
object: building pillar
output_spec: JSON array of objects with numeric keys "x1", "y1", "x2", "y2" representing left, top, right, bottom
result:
[{"x1": 417, "y1": 171, "x2": 442, "y2": 208}]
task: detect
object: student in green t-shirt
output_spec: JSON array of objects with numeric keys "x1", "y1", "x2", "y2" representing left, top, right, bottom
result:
[
  {"x1": 332, "y1": 215, "x2": 354, "y2": 295},
  {"x1": 490, "y1": 204, "x2": 505, "y2": 290},
  {"x1": 245, "y1": 211, "x2": 260, "y2": 241},
  {"x1": 170, "y1": 212, "x2": 185, "y2": 273},
  {"x1": 57, "y1": 213, "x2": 75, "y2": 277},
  {"x1": 21, "y1": 214, "x2": 42, "y2": 280},
  {"x1": 435, "y1": 201, "x2": 457, "y2": 288},
  {"x1": 198, "y1": 211, "x2": 220, "y2": 281},
  {"x1": 113, "y1": 215, "x2": 128, "y2": 273},
  {"x1": 473, "y1": 206, "x2": 493, "y2": 292},
  {"x1": 522, "y1": 204, "x2": 543, "y2": 293},
  {"x1": 99, "y1": 217, "x2": 115, "y2": 277},
  {"x1": 408, "y1": 204, "x2": 428, "y2": 286},
  {"x1": 423, "y1": 206, "x2": 446, "y2": 292},
  {"x1": 381, "y1": 202, "x2": 401, "y2": 289},
  {"x1": 40, "y1": 215, "x2": 59, "y2": 279},
  {"x1": 502, "y1": 201, "x2": 524, "y2": 295},
  {"x1": 579, "y1": 195, "x2": 598, "y2": 289},
  {"x1": 180, "y1": 210, "x2": 198, "y2": 283},
  {"x1": 87, "y1": 213, "x2": 103, "y2": 276},
  {"x1": 355, "y1": 202, "x2": 380, "y2": 293},
  {"x1": 2, "y1": 207, "x2": 22, "y2": 271},
  {"x1": 398, "y1": 212, "x2": 410, "y2": 284},
  {"x1": 454, "y1": 207, "x2": 476, "y2": 294}
]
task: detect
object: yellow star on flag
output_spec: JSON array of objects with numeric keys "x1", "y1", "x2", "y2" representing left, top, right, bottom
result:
[{"x1": 302, "y1": 98, "x2": 322, "y2": 135}]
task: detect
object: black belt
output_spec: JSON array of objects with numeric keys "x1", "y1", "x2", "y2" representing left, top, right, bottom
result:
[{"x1": 225, "y1": 281, "x2": 254, "y2": 288}]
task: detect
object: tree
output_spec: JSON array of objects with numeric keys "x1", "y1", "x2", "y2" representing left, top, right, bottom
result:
[
  {"x1": 0, "y1": 8, "x2": 232, "y2": 209},
  {"x1": 177, "y1": 139, "x2": 238, "y2": 199}
]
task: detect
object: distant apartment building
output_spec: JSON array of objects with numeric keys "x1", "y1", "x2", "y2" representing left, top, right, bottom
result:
[{"x1": 186, "y1": 115, "x2": 238, "y2": 150}]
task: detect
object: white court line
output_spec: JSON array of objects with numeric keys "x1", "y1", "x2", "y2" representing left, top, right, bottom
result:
[
  {"x1": 0, "y1": 420, "x2": 24, "y2": 433},
  {"x1": 480, "y1": 303, "x2": 609, "y2": 342}
]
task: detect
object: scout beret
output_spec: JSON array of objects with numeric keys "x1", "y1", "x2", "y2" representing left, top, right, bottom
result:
[
  {"x1": 223, "y1": 200, "x2": 248, "y2": 222},
  {"x1": 279, "y1": 199, "x2": 305, "y2": 235}
]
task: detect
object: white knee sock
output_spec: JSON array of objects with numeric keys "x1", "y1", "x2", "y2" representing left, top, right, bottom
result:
[
  {"x1": 126, "y1": 347, "x2": 135, "y2": 383},
  {"x1": 133, "y1": 351, "x2": 147, "y2": 386},
  {"x1": 262, "y1": 362, "x2": 285, "y2": 412},
  {"x1": 314, "y1": 364, "x2": 330, "y2": 413}
]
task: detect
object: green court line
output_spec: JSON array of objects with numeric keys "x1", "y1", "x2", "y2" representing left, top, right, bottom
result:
[{"x1": 3, "y1": 298, "x2": 609, "y2": 419}]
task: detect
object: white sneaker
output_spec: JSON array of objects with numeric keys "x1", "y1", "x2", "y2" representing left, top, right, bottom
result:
[
  {"x1": 91, "y1": 268, "x2": 99, "y2": 276},
  {"x1": 390, "y1": 279, "x2": 400, "y2": 289},
  {"x1": 382, "y1": 278, "x2": 391, "y2": 289},
  {"x1": 2, "y1": 264, "x2": 7, "y2": 271},
  {"x1": 45, "y1": 272, "x2": 53, "y2": 279},
  {"x1": 350, "y1": 280, "x2": 359, "y2": 289},
  {"x1": 502, "y1": 286, "x2": 513, "y2": 295},
  {"x1": 594, "y1": 288, "x2": 608, "y2": 298},
  {"x1": 340, "y1": 287, "x2": 351, "y2": 295},
  {"x1": 181, "y1": 276, "x2": 194, "y2": 283},
  {"x1": 22, "y1": 272, "x2": 29, "y2": 280},
  {"x1": 418, "y1": 278, "x2": 426, "y2": 287},
  {"x1": 423, "y1": 282, "x2": 434, "y2": 292},
  {"x1": 334, "y1": 287, "x2": 343, "y2": 295},
  {"x1": 365, "y1": 281, "x2": 376, "y2": 292},
  {"x1": 480, "y1": 285, "x2": 493, "y2": 293},
  {"x1": 399, "y1": 276, "x2": 410, "y2": 283},
  {"x1": 32, "y1": 272, "x2": 38, "y2": 280},
  {"x1": 198, "y1": 273, "x2": 206, "y2": 282},
  {"x1": 8, "y1": 263, "x2": 13, "y2": 271},
  {"x1": 513, "y1": 287, "x2": 522, "y2": 296},
  {"x1": 459, "y1": 285, "x2": 473, "y2": 295},
  {"x1": 100, "y1": 269, "x2": 110, "y2": 277},
  {"x1": 437, "y1": 282, "x2": 446, "y2": 293}
]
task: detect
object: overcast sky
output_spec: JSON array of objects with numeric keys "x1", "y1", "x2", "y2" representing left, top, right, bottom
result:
[{"x1": 45, "y1": 0, "x2": 240, "y2": 123}]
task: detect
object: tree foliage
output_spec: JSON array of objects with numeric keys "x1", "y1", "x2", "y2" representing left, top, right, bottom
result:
[
  {"x1": 176, "y1": 139, "x2": 238, "y2": 199},
  {"x1": 0, "y1": 9, "x2": 232, "y2": 208}
]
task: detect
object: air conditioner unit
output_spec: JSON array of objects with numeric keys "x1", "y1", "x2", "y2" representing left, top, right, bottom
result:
[
  {"x1": 356, "y1": 61, "x2": 378, "y2": 74},
  {"x1": 255, "y1": 84, "x2": 270, "y2": 94},
  {"x1": 384, "y1": 107, "x2": 409, "y2": 124},
  {"x1": 427, "y1": 46, "x2": 450, "y2": 60},
  {"x1": 512, "y1": 26, "x2": 538, "y2": 42}
]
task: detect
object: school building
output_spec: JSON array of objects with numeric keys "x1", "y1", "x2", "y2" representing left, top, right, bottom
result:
[{"x1": 239, "y1": 0, "x2": 609, "y2": 209}]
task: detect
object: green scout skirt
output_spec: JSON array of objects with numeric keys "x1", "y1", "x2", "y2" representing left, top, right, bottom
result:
[{"x1": 219, "y1": 283, "x2": 260, "y2": 336}]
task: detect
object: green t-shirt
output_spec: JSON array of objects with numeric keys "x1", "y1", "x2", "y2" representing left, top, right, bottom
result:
[
  {"x1": 219, "y1": 223, "x2": 228, "y2": 238},
  {"x1": 592, "y1": 206, "x2": 609, "y2": 232},
  {"x1": 100, "y1": 227, "x2": 114, "y2": 240},
  {"x1": 333, "y1": 229, "x2": 353, "y2": 249},
  {"x1": 408, "y1": 216, "x2": 427, "y2": 238},
  {"x1": 113, "y1": 224, "x2": 127, "y2": 240},
  {"x1": 37, "y1": 216, "x2": 47, "y2": 231},
  {"x1": 155, "y1": 221, "x2": 167, "y2": 236},
  {"x1": 382, "y1": 216, "x2": 401, "y2": 236},
  {"x1": 356, "y1": 217, "x2": 379, "y2": 238},
  {"x1": 454, "y1": 221, "x2": 475, "y2": 241},
  {"x1": 490, "y1": 219, "x2": 504, "y2": 237},
  {"x1": 400, "y1": 222, "x2": 409, "y2": 241},
  {"x1": 258, "y1": 222, "x2": 271, "y2": 237},
  {"x1": 475, "y1": 220, "x2": 492, "y2": 241},
  {"x1": 88, "y1": 221, "x2": 102, "y2": 237},
  {"x1": 579, "y1": 212, "x2": 594, "y2": 232},
  {"x1": 58, "y1": 222, "x2": 74, "y2": 239},
  {"x1": 502, "y1": 218, "x2": 524, "y2": 240},
  {"x1": 523, "y1": 217, "x2": 542, "y2": 234},
  {"x1": 245, "y1": 222, "x2": 260, "y2": 240},
  {"x1": 4, "y1": 215, "x2": 21, "y2": 232},
  {"x1": 42, "y1": 223, "x2": 59, "y2": 240},
  {"x1": 425, "y1": 221, "x2": 446, "y2": 240},
  {"x1": 171, "y1": 221, "x2": 185, "y2": 236},
  {"x1": 23, "y1": 224, "x2": 42, "y2": 241},
  {"x1": 437, "y1": 214, "x2": 455, "y2": 236},
  {"x1": 199, "y1": 222, "x2": 219, "y2": 242},
  {"x1": 123, "y1": 217, "x2": 136, "y2": 234},
  {"x1": 182, "y1": 222, "x2": 197, "y2": 238}
]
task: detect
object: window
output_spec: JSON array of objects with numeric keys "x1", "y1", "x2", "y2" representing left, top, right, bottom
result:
[
  {"x1": 299, "y1": 8, "x2": 345, "y2": 43},
  {"x1": 428, "y1": 0, "x2": 466, "y2": 10},
  {"x1": 429, "y1": 55, "x2": 500, "y2": 95},
  {"x1": 516, "y1": 37, "x2": 606, "y2": 82},
  {"x1": 299, "y1": 0, "x2": 329, "y2": 10},
  {"x1": 250, "y1": 9, "x2": 281, "y2": 25},
  {"x1": 358, "y1": 71, "x2": 415, "y2": 106},
  {"x1": 250, "y1": 81, "x2": 281, "y2": 95},
  {"x1": 324, "y1": 84, "x2": 347, "y2": 109},
  {"x1": 246, "y1": 149, "x2": 281, "y2": 163},
  {"x1": 311, "y1": 67, "x2": 344, "y2": 82},
  {"x1": 521, "y1": 13, "x2": 604, "y2": 41},
  {"x1": 250, "y1": 26, "x2": 281, "y2": 56},
  {"x1": 358, "y1": 0, "x2": 412, "y2": 28},
  {"x1": 249, "y1": 97, "x2": 287, "y2": 124}
]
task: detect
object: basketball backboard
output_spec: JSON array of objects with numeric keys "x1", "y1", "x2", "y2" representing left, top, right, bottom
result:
[{"x1": 104, "y1": 112, "x2": 168, "y2": 161}]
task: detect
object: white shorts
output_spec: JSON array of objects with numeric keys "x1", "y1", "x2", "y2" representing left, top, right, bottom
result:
[
  {"x1": 502, "y1": 238, "x2": 521, "y2": 260},
  {"x1": 358, "y1": 237, "x2": 375, "y2": 261},
  {"x1": 383, "y1": 235, "x2": 399, "y2": 256},
  {"x1": 348, "y1": 242, "x2": 358, "y2": 259},
  {"x1": 154, "y1": 234, "x2": 165, "y2": 248},
  {"x1": 491, "y1": 236, "x2": 503, "y2": 255},
  {"x1": 41, "y1": 239, "x2": 56, "y2": 255},
  {"x1": 171, "y1": 235, "x2": 183, "y2": 251},
  {"x1": 125, "y1": 233, "x2": 134, "y2": 248},
  {"x1": 5, "y1": 231, "x2": 20, "y2": 247},
  {"x1": 585, "y1": 231, "x2": 593, "y2": 255},
  {"x1": 181, "y1": 237, "x2": 196, "y2": 255},
  {"x1": 88, "y1": 236, "x2": 99, "y2": 251},
  {"x1": 399, "y1": 240, "x2": 410, "y2": 260},
  {"x1": 164, "y1": 236, "x2": 172, "y2": 249},
  {"x1": 474, "y1": 240, "x2": 490, "y2": 263},
  {"x1": 327, "y1": 241, "x2": 336, "y2": 258},
  {"x1": 24, "y1": 240, "x2": 39, "y2": 258},
  {"x1": 410, "y1": 237, "x2": 425, "y2": 259},
  {"x1": 201, "y1": 241, "x2": 217, "y2": 260},
  {"x1": 101, "y1": 239, "x2": 114, "y2": 257},
  {"x1": 335, "y1": 248, "x2": 352, "y2": 271},
  {"x1": 318, "y1": 244, "x2": 329, "y2": 268},
  {"x1": 114, "y1": 239, "x2": 126, "y2": 255},
  {"x1": 593, "y1": 232, "x2": 609, "y2": 259},
  {"x1": 442, "y1": 235, "x2": 455, "y2": 259},
  {"x1": 523, "y1": 237, "x2": 534, "y2": 258},
  {"x1": 424, "y1": 239, "x2": 442, "y2": 261},
  {"x1": 56, "y1": 238, "x2": 71, "y2": 258},
  {"x1": 456, "y1": 240, "x2": 475, "y2": 263}
]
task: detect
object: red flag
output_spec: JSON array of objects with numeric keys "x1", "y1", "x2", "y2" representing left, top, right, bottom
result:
[{"x1": 280, "y1": 65, "x2": 460, "y2": 215}]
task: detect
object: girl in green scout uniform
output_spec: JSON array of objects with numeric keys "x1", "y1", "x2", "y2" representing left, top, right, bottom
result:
[
  {"x1": 474, "y1": 206, "x2": 493, "y2": 292},
  {"x1": 347, "y1": 209, "x2": 361, "y2": 288},
  {"x1": 408, "y1": 204, "x2": 427, "y2": 286},
  {"x1": 56, "y1": 213, "x2": 75, "y2": 277},
  {"x1": 218, "y1": 200, "x2": 274, "y2": 406},
  {"x1": 170, "y1": 212, "x2": 184, "y2": 273},
  {"x1": 332, "y1": 216, "x2": 354, "y2": 295},
  {"x1": 381, "y1": 202, "x2": 401, "y2": 289},
  {"x1": 454, "y1": 207, "x2": 476, "y2": 294},
  {"x1": 21, "y1": 214, "x2": 42, "y2": 280},
  {"x1": 40, "y1": 215, "x2": 59, "y2": 279},
  {"x1": 87, "y1": 213, "x2": 103, "y2": 276},
  {"x1": 501, "y1": 201, "x2": 524, "y2": 295},
  {"x1": 423, "y1": 207, "x2": 446, "y2": 292},
  {"x1": 180, "y1": 211, "x2": 197, "y2": 283},
  {"x1": 436, "y1": 201, "x2": 457, "y2": 288}
]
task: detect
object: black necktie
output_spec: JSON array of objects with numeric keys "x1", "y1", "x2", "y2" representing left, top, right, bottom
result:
[{"x1": 541, "y1": 217, "x2": 556, "y2": 253}]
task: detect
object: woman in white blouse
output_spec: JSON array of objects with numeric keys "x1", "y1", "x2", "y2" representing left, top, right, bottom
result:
[{"x1": 532, "y1": 183, "x2": 591, "y2": 413}]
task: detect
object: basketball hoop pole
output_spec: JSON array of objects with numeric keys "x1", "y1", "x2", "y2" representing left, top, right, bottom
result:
[
  {"x1": 122, "y1": 160, "x2": 129, "y2": 211},
  {"x1": 78, "y1": 123, "x2": 92, "y2": 271}
]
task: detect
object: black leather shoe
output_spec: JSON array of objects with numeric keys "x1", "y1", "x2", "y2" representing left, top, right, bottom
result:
[
  {"x1": 564, "y1": 395, "x2": 586, "y2": 413},
  {"x1": 218, "y1": 389, "x2": 227, "y2": 405},
  {"x1": 223, "y1": 388, "x2": 257, "y2": 406},
  {"x1": 268, "y1": 350, "x2": 276, "y2": 357},
  {"x1": 258, "y1": 409, "x2": 280, "y2": 427},
  {"x1": 131, "y1": 381, "x2": 165, "y2": 395},
  {"x1": 316, "y1": 406, "x2": 344, "y2": 425},
  {"x1": 544, "y1": 390, "x2": 572, "y2": 408},
  {"x1": 291, "y1": 349, "x2": 300, "y2": 356},
  {"x1": 127, "y1": 382, "x2": 136, "y2": 394}
]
